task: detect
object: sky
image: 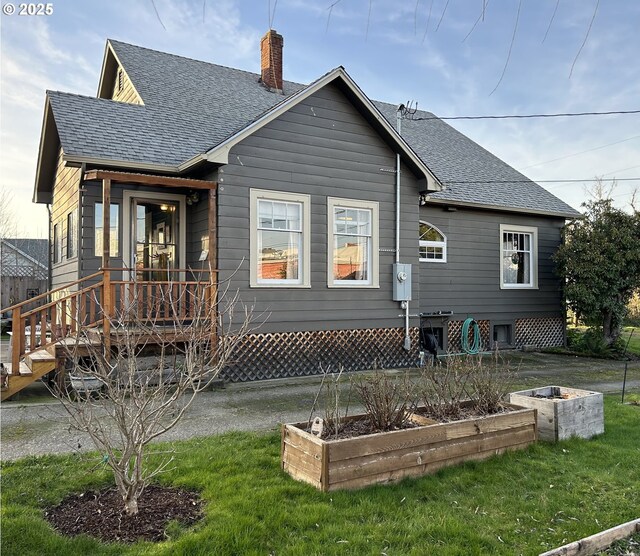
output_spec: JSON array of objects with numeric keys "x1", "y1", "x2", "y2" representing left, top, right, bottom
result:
[{"x1": 1, "y1": 0, "x2": 639, "y2": 239}]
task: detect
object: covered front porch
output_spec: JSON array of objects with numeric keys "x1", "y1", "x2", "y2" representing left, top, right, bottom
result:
[{"x1": 1, "y1": 170, "x2": 219, "y2": 401}]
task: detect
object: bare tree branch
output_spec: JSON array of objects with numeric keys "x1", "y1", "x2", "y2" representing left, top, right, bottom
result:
[
  {"x1": 149, "y1": 0, "x2": 166, "y2": 31},
  {"x1": 435, "y1": 0, "x2": 451, "y2": 32},
  {"x1": 489, "y1": 0, "x2": 522, "y2": 96},
  {"x1": 570, "y1": 0, "x2": 600, "y2": 78},
  {"x1": 542, "y1": 0, "x2": 560, "y2": 44}
]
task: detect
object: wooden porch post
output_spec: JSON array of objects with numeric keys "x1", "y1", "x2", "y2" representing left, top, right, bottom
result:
[
  {"x1": 102, "y1": 178, "x2": 112, "y2": 354},
  {"x1": 208, "y1": 188, "x2": 218, "y2": 348}
]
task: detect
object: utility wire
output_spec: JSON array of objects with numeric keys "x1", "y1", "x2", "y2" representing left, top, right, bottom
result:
[
  {"x1": 406, "y1": 109, "x2": 640, "y2": 121},
  {"x1": 441, "y1": 177, "x2": 640, "y2": 184},
  {"x1": 519, "y1": 135, "x2": 640, "y2": 170}
]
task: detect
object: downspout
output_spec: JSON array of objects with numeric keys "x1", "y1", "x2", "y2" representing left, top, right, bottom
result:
[
  {"x1": 396, "y1": 105, "x2": 411, "y2": 352},
  {"x1": 395, "y1": 108, "x2": 401, "y2": 265},
  {"x1": 46, "y1": 203, "x2": 52, "y2": 301}
]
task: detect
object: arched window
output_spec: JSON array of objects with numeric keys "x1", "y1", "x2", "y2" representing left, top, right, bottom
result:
[{"x1": 419, "y1": 222, "x2": 447, "y2": 262}]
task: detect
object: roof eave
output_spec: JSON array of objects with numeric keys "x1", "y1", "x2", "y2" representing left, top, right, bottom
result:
[
  {"x1": 199, "y1": 67, "x2": 442, "y2": 192},
  {"x1": 66, "y1": 154, "x2": 179, "y2": 175},
  {"x1": 425, "y1": 197, "x2": 582, "y2": 219},
  {"x1": 33, "y1": 96, "x2": 56, "y2": 204}
]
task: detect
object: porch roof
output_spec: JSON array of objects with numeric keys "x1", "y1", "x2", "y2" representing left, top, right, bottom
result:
[{"x1": 83, "y1": 169, "x2": 216, "y2": 189}]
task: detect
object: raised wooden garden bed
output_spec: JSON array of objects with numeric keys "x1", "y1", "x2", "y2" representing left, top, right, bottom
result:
[
  {"x1": 281, "y1": 403, "x2": 537, "y2": 491},
  {"x1": 508, "y1": 386, "x2": 604, "y2": 442}
]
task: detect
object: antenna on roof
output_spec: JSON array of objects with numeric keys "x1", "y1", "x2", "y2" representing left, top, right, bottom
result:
[{"x1": 400, "y1": 101, "x2": 418, "y2": 120}]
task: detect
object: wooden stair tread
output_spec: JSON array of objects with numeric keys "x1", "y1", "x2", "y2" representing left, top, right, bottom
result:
[
  {"x1": 26, "y1": 350, "x2": 56, "y2": 362},
  {"x1": 3, "y1": 362, "x2": 32, "y2": 376}
]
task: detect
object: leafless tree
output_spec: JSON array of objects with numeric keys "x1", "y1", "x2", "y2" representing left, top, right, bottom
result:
[
  {"x1": 585, "y1": 176, "x2": 616, "y2": 201},
  {"x1": 50, "y1": 278, "x2": 255, "y2": 516},
  {"x1": 0, "y1": 186, "x2": 19, "y2": 239}
]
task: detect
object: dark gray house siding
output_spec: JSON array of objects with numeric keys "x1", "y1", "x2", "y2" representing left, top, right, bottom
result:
[
  {"x1": 418, "y1": 205, "x2": 565, "y2": 350},
  {"x1": 78, "y1": 182, "x2": 212, "y2": 282},
  {"x1": 217, "y1": 83, "x2": 421, "y2": 333}
]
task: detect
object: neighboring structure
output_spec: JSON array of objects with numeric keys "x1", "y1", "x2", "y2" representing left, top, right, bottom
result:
[
  {"x1": 0, "y1": 238, "x2": 48, "y2": 310},
  {"x1": 29, "y1": 31, "x2": 580, "y2": 381}
]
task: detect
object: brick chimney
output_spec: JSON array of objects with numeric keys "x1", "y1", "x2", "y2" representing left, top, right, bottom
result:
[{"x1": 260, "y1": 29, "x2": 284, "y2": 92}]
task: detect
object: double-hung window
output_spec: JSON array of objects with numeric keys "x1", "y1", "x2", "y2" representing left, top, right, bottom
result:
[
  {"x1": 500, "y1": 224, "x2": 538, "y2": 288},
  {"x1": 328, "y1": 197, "x2": 379, "y2": 287},
  {"x1": 250, "y1": 190, "x2": 310, "y2": 287}
]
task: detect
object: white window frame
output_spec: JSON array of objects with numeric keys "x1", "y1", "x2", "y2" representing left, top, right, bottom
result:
[
  {"x1": 66, "y1": 209, "x2": 78, "y2": 259},
  {"x1": 499, "y1": 224, "x2": 538, "y2": 289},
  {"x1": 327, "y1": 197, "x2": 379, "y2": 288},
  {"x1": 250, "y1": 189, "x2": 311, "y2": 288},
  {"x1": 95, "y1": 202, "x2": 121, "y2": 258},
  {"x1": 53, "y1": 223, "x2": 61, "y2": 264},
  {"x1": 419, "y1": 221, "x2": 447, "y2": 263}
]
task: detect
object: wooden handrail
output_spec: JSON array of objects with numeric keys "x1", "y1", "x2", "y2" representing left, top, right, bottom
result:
[
  {"x1": 1, "y1": 270, "x2": 104, "y2": 313},
  {"x1": 20, "y1": 283, "x2": 103, "y2": 319},
  {"x1": 103, "y1": 268, "x2": 218, "y2": 273}
]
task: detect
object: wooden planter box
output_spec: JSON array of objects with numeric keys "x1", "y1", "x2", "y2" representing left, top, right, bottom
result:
[
  {"x1": 508, "y1": 386, "x2": 604, "y2": 442},
  {"x1": 281, "y1": 404, "x2": 537, "y2": 492}
]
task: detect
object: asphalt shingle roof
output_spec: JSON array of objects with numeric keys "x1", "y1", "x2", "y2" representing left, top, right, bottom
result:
[{"x1": 47, "y1": 39, "x2": 579, "y2": 217}]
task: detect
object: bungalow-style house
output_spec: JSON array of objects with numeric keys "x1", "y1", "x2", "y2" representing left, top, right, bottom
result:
[{"x1": 1, "y1": 31, "x2": 580, "y2": 399}]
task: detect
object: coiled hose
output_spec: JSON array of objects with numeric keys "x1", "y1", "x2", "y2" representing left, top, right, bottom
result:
[{"x1": 461, "y1": 317, "x2": 481, "y2": 354}]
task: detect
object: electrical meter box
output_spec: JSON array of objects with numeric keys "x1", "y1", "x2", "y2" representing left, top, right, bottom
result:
[{"x1": 393, "y1": 263, "x2": 412, "y2": 301}]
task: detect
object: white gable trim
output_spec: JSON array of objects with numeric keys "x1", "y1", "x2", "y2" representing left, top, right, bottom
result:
[{"x1": 200, "y1": 67, "x2": 442, "y2": 192}]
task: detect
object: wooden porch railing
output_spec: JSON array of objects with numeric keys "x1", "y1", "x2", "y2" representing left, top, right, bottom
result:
[
  {"x1": 3, "y1": 271, "x2": 105, "y2": 371},
  {"x1": 2, "y1": 268, "x2": 218, "y2": 372}
]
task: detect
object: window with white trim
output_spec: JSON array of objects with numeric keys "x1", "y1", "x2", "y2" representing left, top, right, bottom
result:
[
  {"x1": 328, "y1": 197, "x2": 379, "y2": 287},
  {"x1": 250, "y1": 190, "x2": 311, "y2": 287},
  {"x1": 419, "y1": 222, "x2": 447, "y2": 262},
  {"x1": 95, "y1": 203, "x2": 120, "y2": 257},
  {"x1": 53, "y1": 223, "x2": 61, "y2": 264},
  {"x1": 66, "y1": 210, "x2": 77, "y2": 259},
  {"x1": 500, "y1": 224, "x2": 538, "y2": 288}
]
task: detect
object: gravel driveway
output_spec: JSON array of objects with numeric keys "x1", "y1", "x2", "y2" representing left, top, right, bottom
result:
[{"x1": 1, "y1": 350, "x2": 638, "y2": 462}]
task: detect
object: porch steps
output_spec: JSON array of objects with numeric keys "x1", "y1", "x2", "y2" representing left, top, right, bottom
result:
[
  {"x1": 25, "y1": 350, "x2": 57, "y2": 374},
  {"x1": 1, "y1": 348, "x2": 57, "y2": 402}
]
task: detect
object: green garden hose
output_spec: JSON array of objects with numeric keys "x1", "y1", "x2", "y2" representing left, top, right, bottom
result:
[{"x1": 461, "y1": 317, "x2": 481, "y2": 354}]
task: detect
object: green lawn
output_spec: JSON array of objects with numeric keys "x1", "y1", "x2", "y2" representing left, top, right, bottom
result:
[
  {"x1": 2, "y1": 397, "x2": 639, "y2": 556},
  {"x1": 622, "y1": 327, "x2": 640, "y2": 356}
]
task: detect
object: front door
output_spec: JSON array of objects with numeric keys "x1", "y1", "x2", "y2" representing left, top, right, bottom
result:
[{"x1": 123, "y1": 191, "x2": 186, "y2": 281}]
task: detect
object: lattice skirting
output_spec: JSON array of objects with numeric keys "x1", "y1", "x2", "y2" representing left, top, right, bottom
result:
[
  {"x1": 222, "y1": 327, "x2": 420, "y2": 382},
  {"x1": 447, "y1": 320, "x2": 490, "y2": 352},
  {"x1": 515, "y1": 317, "x2": 564, "y2": 347}
]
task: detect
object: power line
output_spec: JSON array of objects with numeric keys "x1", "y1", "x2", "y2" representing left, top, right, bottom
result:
[
  {"x1": 406, "y1": 109, "x2": 640, "y2": 121},
  {"x1": 518, "y1": 135, "x2": 640, "y2": 170},
  {"x1": 441, "y1": 177, "x2": 640, "y2": 185}
]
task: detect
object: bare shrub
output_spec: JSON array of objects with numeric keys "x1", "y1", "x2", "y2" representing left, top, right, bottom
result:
[
  {"x1": 419, "y1": 354, "x2": 473, "y2": 421},
  {"x1": 419, "y1": 352, "x2": 515, "y2": 420},
  {"x1": 468, "y1": 350, "x2": 516, "y2": 415},
  {"x1": 353, "y1": 368, "x2": 417, "y2": 432},
  {"x1": 50, "y1": 279, "x2": 254, "y2": 516}
]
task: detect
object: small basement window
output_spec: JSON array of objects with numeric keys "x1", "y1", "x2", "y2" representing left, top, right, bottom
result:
[{"x1": 493, "y1": 324, "x2": 513, "y2": 346}]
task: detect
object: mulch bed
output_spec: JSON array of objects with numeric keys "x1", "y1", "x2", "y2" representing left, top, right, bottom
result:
[{"x1": 45, "y1": 484, "x2": 203, "y2": 544}]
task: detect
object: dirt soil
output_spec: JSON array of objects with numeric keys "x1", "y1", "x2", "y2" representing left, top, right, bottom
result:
[{"x1": 44, "y1": 484, "x2": 202, "y2": 544}]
